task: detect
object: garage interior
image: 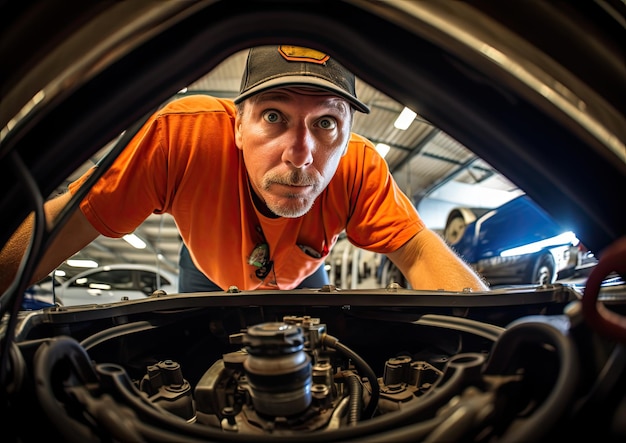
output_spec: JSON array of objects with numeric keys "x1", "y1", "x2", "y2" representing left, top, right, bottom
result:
[{"x1": 55, "y1": 48, "x2": 527, "y2": 286}]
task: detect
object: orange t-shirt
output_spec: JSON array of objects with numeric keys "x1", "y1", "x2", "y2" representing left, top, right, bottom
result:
[{"x1": 69, "y1": 95, "x2": 423, "y2": 290}]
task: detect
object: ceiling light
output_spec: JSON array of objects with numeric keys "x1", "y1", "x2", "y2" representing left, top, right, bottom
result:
[
  {"x1": 375, "y1": 143, "x2": 391, "y2": 158},
  {"x1": 67, "y1": 259, "x2": 99, "y2": 268},
  {"x1": 394, "y1": 107, "x2": 417, "y2": 130},
  {"x1": 123, "y1": 233, "x2": 147, "y2": 249}
]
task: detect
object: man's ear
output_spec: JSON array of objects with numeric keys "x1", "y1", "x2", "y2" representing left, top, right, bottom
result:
[{"x1": 234, "y1": 114, "x2": 243, "y2": 150}]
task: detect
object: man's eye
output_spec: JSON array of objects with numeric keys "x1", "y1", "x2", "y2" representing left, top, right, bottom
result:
[
  {"x1": 318, "y1": 117, "x2": 337, "y2": 130},
  {"x1": 262, "y1": 110, "x2": 282, "y2": 123}
]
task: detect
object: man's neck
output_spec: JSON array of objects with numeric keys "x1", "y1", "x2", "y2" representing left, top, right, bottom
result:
[{"x1": 249, "y1": 183, "x2": 279, "y2": 219}]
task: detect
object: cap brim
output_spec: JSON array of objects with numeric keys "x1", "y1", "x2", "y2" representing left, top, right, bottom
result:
[{"x1": 234, "y1": 76, "x2": 370, "y2": 114}]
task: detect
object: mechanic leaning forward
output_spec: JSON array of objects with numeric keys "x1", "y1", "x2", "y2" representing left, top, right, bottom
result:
[{"x1": 0, "y1": 45, "x2": 489, "y2": 294}]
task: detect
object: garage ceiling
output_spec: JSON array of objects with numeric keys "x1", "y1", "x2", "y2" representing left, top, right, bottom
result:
[{"x1": 57, "y1": 49, "x2": 520, "y2": 279}]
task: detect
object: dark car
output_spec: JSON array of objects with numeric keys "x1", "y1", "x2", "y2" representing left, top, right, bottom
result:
[
  {"x1": 444, "y1": 195, "x2": 588, "y2": 286},
  {"x1": 1, "y1": 2, "x2": 625, "y2": 443}
]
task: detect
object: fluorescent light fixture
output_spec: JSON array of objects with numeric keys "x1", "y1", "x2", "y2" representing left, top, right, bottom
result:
[
  {"x1": 123, "y1": 233, "x2": 147, "y2": 249},
  {"x1": 375, "y1": 143, "x2": 391, "y2": 158},
  {"x1": 394, "y1": 107, "x2": 417, "y2": 130},
  {"x1": 500, "y1": 231, "x2": 578, "y2": 257},
  {"x1": 67, "y1": 259, "x2": 99, "y2": 268}
]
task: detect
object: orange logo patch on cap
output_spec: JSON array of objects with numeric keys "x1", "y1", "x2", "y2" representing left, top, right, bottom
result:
[{"x1": 279, "y1": 45, "x2": 330, "y2": 64}]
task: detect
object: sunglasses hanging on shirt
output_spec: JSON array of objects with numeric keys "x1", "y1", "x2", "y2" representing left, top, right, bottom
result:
[
  {"x1": 248, "y1": 226, "x2": 274, "y2": 280},
  {"x1": 248, "y1": 243, "x2": 273, "y2": 279}
]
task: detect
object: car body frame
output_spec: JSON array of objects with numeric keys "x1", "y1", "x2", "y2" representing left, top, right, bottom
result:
[{"x1": 1, "y1": 1, "x2": 625, "y2": 442}]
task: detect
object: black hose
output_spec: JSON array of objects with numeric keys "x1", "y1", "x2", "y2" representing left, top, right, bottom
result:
[
  {"x1": 33, "y1": 337, "x2": 101, "y2": 443},
  {"x1": 321, "y1": 334, "x2": 380, "y2": 419},
  {"x1": 0, "y1": 150, "x2": 45, "y2": 386},
  {"x1": 345, "y1": 371, "x2": 362, "y2": 425},
  {"x1": 483, "y1": 319, "x2": 580, "y2": 443}
]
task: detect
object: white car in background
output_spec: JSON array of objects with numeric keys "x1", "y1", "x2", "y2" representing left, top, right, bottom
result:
[{"x1": 50, "y1": 264, "x2": 178, "y2": 306}]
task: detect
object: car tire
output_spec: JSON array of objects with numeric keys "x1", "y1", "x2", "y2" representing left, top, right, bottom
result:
[
  {"x1": 444, "y1": 214, "x2": 467, "y2": 245},
  {"x1": 443, "y1": 207, "x2": 488, "y2": 245},
  {"x1": 530, "y1": 253, "x2": 556, "y2": 285}
]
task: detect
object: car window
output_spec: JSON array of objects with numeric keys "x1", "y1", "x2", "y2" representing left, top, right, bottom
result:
[
  {"x1": 138, "y1": 270, "x2": 170, "y2": 293},
  {"x1": 41, "y1": 51, "x2": 596, "y2": 293},
  {"x1": 28, "y1": 49, "x2": 604, "y2": 293},
  {"x1": 35, "y1": 57, "x2": 526, "y2": 291},
  {"x1": 480, "y1": 199, "x2": 562, "y2": 246},
  {"x1": 70, "y1": 269, "x2": 134, "y2": 291}
]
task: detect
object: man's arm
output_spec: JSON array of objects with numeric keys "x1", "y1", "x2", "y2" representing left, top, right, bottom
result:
[
  {"x1": 0, "y1": 192, "x2": 100, "y2": 293},
  {"x1": 386, "y1": 228, "x2": 489, "y2": 292}
]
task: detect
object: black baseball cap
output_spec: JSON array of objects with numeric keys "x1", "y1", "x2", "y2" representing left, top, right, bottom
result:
[{"x1": 234, "y1": 45, "x2": 370, "y2": 114}]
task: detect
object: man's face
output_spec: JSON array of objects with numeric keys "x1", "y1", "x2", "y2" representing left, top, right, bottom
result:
[{"x1": 235, "y1": 87, "x2": 353, "y2": 218}]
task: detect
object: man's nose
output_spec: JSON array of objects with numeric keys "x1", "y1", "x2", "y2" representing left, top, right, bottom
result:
[{"x1": 282, "y1": 126, "x2": 314, "y2": 168}]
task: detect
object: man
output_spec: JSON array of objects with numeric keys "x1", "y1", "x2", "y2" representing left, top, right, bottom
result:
[{"x1": 0, "y1": 45, "x2": 488, "y2": 293}]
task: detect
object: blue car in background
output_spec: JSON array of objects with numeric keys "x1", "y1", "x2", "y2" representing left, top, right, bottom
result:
[{"x1": 443, "y1": 195, "x2": 592, "y2": 286}]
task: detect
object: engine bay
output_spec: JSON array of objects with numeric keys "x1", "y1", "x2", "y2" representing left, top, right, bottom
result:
[
  {"x1": 3, "y1": 284, "x2": 625, "y2": 442},
  {"x1": 1, "y1": 3, "x2": 625, "y2": 443}
]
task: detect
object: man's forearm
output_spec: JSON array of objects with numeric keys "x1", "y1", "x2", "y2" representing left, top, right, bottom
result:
[
  {"x1": 0, "y1": 214, "x2": 36, "y2": 293},
  {"x1": 387, "y1": 228, "x2": 489, "y2": 292},
  {"x1": 0, "y1": 192, "x2": 100, "y2": 294}
]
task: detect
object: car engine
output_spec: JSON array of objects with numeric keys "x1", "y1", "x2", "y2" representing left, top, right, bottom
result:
[
  {"x1": 3, "y1": 265, "x2": 625, "y2": 443},
  {"x1": 132, "y1": 315, "x2": 448, "y2": 433}
]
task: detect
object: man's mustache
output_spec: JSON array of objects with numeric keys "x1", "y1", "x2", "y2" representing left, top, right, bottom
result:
[{"x1": 263, "y1": 170, "x2": 319, "y2": 188}]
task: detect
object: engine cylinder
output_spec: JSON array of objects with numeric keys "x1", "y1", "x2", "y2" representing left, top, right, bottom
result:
[{"x1": 243, "y1": 322, "x2": 312, "y2": 416}]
